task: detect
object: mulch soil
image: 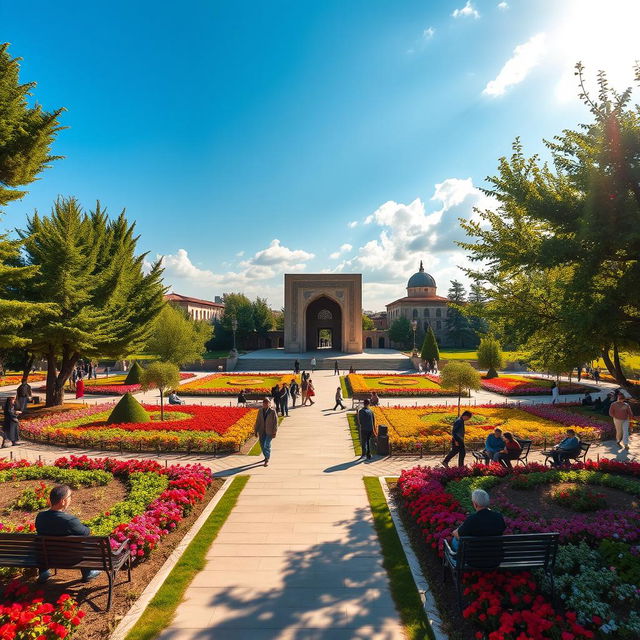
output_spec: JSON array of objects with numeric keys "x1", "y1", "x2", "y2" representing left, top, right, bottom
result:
[{"x1": 0, "y1": 478, "x2": 225, "y2": 640}]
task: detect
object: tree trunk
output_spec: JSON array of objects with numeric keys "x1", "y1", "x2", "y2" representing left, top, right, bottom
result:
[
  {"x1": 45, "y1": 345, "x2": 80, "y2": 407},
  {"x1": 602, "y1": 346, "x2": 639, "y2": 398},
  {"x1": 486, "y1": 367, "x2": 498, "y2": 379},
  {"x1": 21, "y1": 352, "x2": 35, "y2": 384}
]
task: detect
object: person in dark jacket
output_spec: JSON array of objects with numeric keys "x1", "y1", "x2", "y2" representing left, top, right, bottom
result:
[
  {"x1": 35, "y1": 485, "x2": 100, "y2": 583},
  {"x1": 2, "y1": 397, "x2": 20, "y2": 447},
  {"x1": 356, "y1": 399, "x2": 378, "y2": 459},
  {"x1": 271, "y1": 384, "x2": 281, "y2": 414},
  {"x1": 441, "y1": 410, "x2": 473, "y2": 468}
]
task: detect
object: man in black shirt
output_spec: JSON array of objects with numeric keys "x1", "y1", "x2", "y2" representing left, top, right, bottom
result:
[
  {"x1": 451, "y1": 488, "x2": 505, "y2": 551},
  {"x1": 357, "y1": 398, "x2": 378, "y2": 460},
  {"x1": 35, "y1": 485, "x2": 100, "y2": 583},
  {"x1": 442, "y1": 410, "x2": 472, "y2": 468}
]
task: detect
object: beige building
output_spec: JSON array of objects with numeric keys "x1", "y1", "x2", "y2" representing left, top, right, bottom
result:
[
  {"x1": 165, "y1": 293, "x2": 224, "y2": 322},
  {"x1": 284, "y1": 274, "x2": 363, "y2": 353},
  {"x1": 385, "y1": 261, "x2": 450, "y2": 344}
]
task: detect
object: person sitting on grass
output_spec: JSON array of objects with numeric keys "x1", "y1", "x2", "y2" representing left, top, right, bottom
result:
[
  {"x1": 450, "y1": 489, "x2": 505, "y2": 552},
  {"x1": 35, "y1": 485, "x2": 101, "y2": 584},
  {"x1": 497, "y1": 431, "x2": 522, "y2": 469},
  {"x1": 482, "y1": 427, "x2": 505, "y2": 464},
  {"x1": 168, "y1": 390, "x2": 185, "y2": 405},
  {"x1": 545, "y1": 428, "x2": 580, "y2": 467}
]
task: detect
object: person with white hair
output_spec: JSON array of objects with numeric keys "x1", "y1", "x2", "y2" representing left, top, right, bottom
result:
[{"x1": 451, "y1": 488, "x2": 506, "y2": 551}]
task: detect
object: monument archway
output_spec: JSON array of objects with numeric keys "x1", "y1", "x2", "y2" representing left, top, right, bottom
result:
[{"x1": 305, "y1": 296, "x2": 342, "y2": 351}]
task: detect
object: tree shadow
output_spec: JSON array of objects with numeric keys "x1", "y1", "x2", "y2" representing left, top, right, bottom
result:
[{"x1": 157, "y1": 506, "x2": 402, "y2": 639}]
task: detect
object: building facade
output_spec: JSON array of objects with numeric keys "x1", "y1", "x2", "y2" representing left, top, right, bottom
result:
[
  {"x1": 385, "y1": 261, "x2": 450, "y2": 345},
  {"x1": 165, "y1": 293, "x2": 225, "y2": 322}
]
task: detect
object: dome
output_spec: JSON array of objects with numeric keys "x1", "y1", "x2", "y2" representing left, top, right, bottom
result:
[{"x1": 407, "y1": 261, "x2": 436, "y2": 289}]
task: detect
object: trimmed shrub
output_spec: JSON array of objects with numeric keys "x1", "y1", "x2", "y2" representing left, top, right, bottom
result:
[
  {"x1": 107, "y1": 392, "x2": 150, "y2": 424},
  {"x1": 124, "y1": 361, "x2": 144, "y2": 385}
]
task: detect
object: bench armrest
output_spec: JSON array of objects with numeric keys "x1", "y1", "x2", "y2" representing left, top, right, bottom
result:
[{"x1": 110, "y1": 539, "x2": 130, "y2": 555}]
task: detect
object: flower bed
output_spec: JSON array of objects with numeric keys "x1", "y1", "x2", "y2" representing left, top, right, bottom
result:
[
  {"x1": 397, "y1": 459, "x2": 640, "y2": 639},
  {"x1": 481, "y1": 375, "x2": 594, "y2": 396},
  {"x1": 178, "y1": 372, "x2": 300, "y2": 396},
  {"x1": 0, "y1": 372, "x2": 46, "y2": 387},
  {"x1": 55, "y1": 372, "x2": 196, "y2": 395},
  {"x1": 20, "y1": 404, "x2": 257, "y2": 452},
  {"x1": 0, "y1": 455, "x2": 215, "y2": 638},
  {"x1": 345, "y1": 373, "x2": 459, "y2": 397},
  {"x1": 371, "y1": 403, "x2": 607, "y2": 453}
]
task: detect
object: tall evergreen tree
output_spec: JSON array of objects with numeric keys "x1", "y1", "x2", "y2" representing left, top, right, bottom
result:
[
  {"x1": 0, "y1": 43, "x2": 64, "y2": 352},
  {"x1": 446, "y1": 280, "x2": 475, "y2": 348},
  {"x1": 420, "y1": 326, "x2": 440, "y2": 366},
  {"x1": 460, "y1": 64, "x2": 640, "y2": 395},
  {"x1": 19, "y1": 197, "x2": 165, "y2": 405}
]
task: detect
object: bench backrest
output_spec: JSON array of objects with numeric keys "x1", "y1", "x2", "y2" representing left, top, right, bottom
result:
[
  {"x1": 0, "y1": 533, "x2": 115, "y2": 570},
  {"x1": 515, "y1": 439, "x2": 532, "y2": 456},
  {"x1": 458, "y1": 533, "x2": 558, "y2": 571}
]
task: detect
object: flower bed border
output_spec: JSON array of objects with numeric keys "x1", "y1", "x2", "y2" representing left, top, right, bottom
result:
[
  {"x1": 481, "y1": 375, "x2": 597, "y2": 396},
  {"x1": 178, "y1": 372, "x2": 300, "y2": 397},
  {"x1": 345, "y1": 373, "x2": 460, "y2": 398}
]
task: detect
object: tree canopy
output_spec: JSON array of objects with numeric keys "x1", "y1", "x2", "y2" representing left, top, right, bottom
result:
[
  {"x1": 362, "y1": 314, "x2": 375, "y2": 331},
  {"x1": 141, "y1": 361, "x2": 181, "y2": 421},
  {"x1": 440, "y1": 361, "x2": 481, "y2": 415},
  {"x1": 477, "y1": 336, "x2": 504, "y2": 378},
  {"x1": 459, "y1": 64, "x2": 640, "y2": 395},
  {"x1": 446, "y1": 280, "x2": 477, "y2": 348},
  {"x1": 388, "y1": 317, "x2": 413, "y2": 349}
]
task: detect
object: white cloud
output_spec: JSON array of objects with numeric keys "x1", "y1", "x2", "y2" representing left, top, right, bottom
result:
[
  {"x1": 423, "y1": 27, "x2": 435, "y2": 39},
  {"x1": 329, "y1": 243, "x2": 353, "y2": 259},
  {"x1": 483, "y1": 33, "x2": 546, "y2": 97},
  {"x1": 248, "y1": 239, "x2": 313, "y2": 267},
  {"x1": 452, "y1": 1, "x2": 480, "y2": 19},
  {"x1": 497, "y1": 2, "x2": 509, "y2": 9},
  {"x1": 348, "y1": 220, "x2": 358, "y2": 228},
  {"x1": 235, "y1": 250, "x2": 244, "y2": 257}
]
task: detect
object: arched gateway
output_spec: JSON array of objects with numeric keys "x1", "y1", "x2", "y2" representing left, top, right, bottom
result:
[{"x1": 284, "y1": 274, "x2": 363, "y2": 353}]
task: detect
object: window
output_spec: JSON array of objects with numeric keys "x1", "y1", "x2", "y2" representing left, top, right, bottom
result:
[
  {"x1": 436, "y1": 308, "x2": 441, "y2": 318},
  {"x1": 317, "y1": 309, "x2": 332, "y2": 320},
  {"x1": 412, "y1": 309, "x2": 418, "y2": 319},
  {"x1": 423, "y1": 308, "x2": 429, "y2": 317}
]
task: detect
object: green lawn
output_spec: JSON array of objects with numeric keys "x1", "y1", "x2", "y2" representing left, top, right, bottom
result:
[
  {"x1": 125, "y1": 476, "x2": 249, "y2": 640},
  {"x1": 364, "y1": 477, "x2": 435, "y2": 640}
]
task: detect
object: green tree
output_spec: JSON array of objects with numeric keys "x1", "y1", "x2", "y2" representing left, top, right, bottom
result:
[
  {"x1": 141, "y1": 361, "x2": 180, "y2": 421},
  {"x1": 477, "y1": 336, "x2": 504, "y2": 378},
  {"x1": 362, "y1": 314, "x2": 375, "y2": 331},
  {"x1": 0, "y1": 44, "x2": 64, "y2": 353},
  {"x1": 221, "y1": 293, "x2": 254, "y2": 347},
  {"x1": 440, "y1": 361, "x2": 481, "y2": 415},
  {"x1": 446, "y1": 280, "x2": 476, "y2": 348},
  {"x1": 252, "y1": 297, "x2": 274, "y2": 335},
  {"x1": 420, "y1": 326, "x2": 440, "y2": 365},
  {"x1": 18, "y1": 197, "x2": 165, "y2": 406},
  {"x1": 388, "y1": 317, "x2": 413, "y2": 350},
  {"x1": 459, "y1": 64, "x2": 640, "y2": 396},
  {"x1": 274, "y1": 308, "x2": 285, "y2": 331},
  {"x1": 146, "y1": 304, "x2": 212, "y2": 365}
]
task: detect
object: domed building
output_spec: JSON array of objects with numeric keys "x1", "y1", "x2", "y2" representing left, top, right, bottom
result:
[{"x1": 385, "y1": 261, "x2": 451, "y2": 344}]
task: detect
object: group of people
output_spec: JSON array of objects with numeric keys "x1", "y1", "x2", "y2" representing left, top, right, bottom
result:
[{"x1": 70, "y1": 360, "x2": 98, "y2": 398}]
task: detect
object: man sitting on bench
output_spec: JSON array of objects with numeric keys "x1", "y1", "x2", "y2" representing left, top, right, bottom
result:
[
  {"x1": 546, "y1": 428, "x2": 580, "y2": 467},
  {"x1": 451, "y1": 489, "x2": 506, "y2": 552},
  {"x1": 35, "y1": 485, "x2": 101, "y2": 584}
]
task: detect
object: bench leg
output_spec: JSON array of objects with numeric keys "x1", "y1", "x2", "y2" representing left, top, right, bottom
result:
[
  {"x1": 106, "y1": 571, "x2": 114, "y2": 611},
  {"x1": 127, "y1": 556, "x2": 132, "y2": 582}
]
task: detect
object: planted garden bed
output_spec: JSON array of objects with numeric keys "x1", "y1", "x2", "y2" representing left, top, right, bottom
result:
[
  {"x1": 178, "y1": 372, "x2": 300, "y2": 396},
  {"x1": 481, "y1": 375, "x2": 595, "y2": 396},
  {"x1": 344, "y1": 373, "x2": 459, "y2": 397}
]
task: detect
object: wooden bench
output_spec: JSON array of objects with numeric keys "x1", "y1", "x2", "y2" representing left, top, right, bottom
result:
[
  {"x1": 543, "y1": 441, "x2": 591, "y2": 466},
  {"x1": 0, "y1": 533, "x2": 131, "y2": 610},
  {"x1": 443, "y1": 532, "x2": 559, "y2": 608},
  {"x1": 351, "y1": 392, "x2": 372, "y2": 410},
  {"x1": 471, "y1": 438, "x2": 532, "y2": 467}
]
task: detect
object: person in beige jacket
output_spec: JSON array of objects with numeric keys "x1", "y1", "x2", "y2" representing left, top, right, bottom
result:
[
  {"x1": 609, "y1": 392, "x2": 633, "y2": 450},
  {"x1": 254, "y1": 398, "x2": 278, "y2": 466}
]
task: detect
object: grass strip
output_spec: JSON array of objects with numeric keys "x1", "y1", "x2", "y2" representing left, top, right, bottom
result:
[
  {"x1": 364, "y1": 477, "x2": 435, "y2": 640},
  {"x1": 125, "y1": 475, "x2": 249, "y2": 640},
  {"x1": 248, "y1": 439, "x2": 262, "y2": 455},
  {"x1": 340, "y1": 375, "x2": 351, "y2": 398},
  {"x1": 347, "y1": 413, "x2": 362, "y2": 456}
]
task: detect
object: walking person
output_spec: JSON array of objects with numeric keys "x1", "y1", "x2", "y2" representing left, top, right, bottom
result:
[
  {"x1": 310, "y1": 357, "x2": 316, "y2": 372},
  {"x1": 300, "y1": 377, "x2": 308, "y2": 406},
  {"x1": 551, "y1": 381, "x2": 560, "y2": 404},
  {"x1": 333, "y1": 386, "x2": 346, "y2": 411},
  {"x1": 356, "y1": 398, "x2": 378, "y2": 459},
  {"x1": 2, "y1": 397, "x2": 21, "y2": 447},
  {"x1": 306, "y1": 379, "x2": 316, "y2": 405},
  {"x1": 294, "y1": 360, "x2": 300, "y2": 374},
  {"x1": 441, "y1": 410, "x2": 472, "y2": 468},
  {"x1": 271, "y1": 383, "x2": 281, "y2": 415},
  {"x1": 254, "y1": 398, "x2": 278, "y2": 466},
  {"x1": 290, "y1": 379, "x2": 299, "y2": 408},
  {"x1": 70, "y1": 366, "x2": 78, "y2": 391},
  {"x1": 15, "y1": 378, "x2": 32, "y2": 412},
  {"x1": 280, "y1": 383, "x2": 290, "y2": 417},
  {"x1": 609, "y1": 392, "x2": 633, "y2": 450},
  {"x1": 334, "y1": 360, "x2": 339, "y2": 375},
  {"x1": 75, "y1": 372, "x2": 85, "y2": 399}
]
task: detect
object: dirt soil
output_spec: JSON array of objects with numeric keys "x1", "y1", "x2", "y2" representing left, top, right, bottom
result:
[
  {"x1": 0, "y1": 479, "x2": 128, "y2": 528},
  {"x1": 497, "y1": 481, "x2": 639, "y2": 521},
  {"x1": 1, "y1": 478, "x2": 225, "y2": 640},
  {"x1": 20, "y1": 403, "x2": 86, "y2": 420}
]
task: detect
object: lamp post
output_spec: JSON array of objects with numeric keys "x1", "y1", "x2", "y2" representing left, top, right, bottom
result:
[
  {"x1": 231, "y1": 316, "x2": 238, "y2": 353},
  {"x1": 411, "y1": 319, "x2": 418, "y2": 354}
]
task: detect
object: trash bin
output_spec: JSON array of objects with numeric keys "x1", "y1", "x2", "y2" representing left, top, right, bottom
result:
[{"x1": 376, "y1": 424, "x2": 390, "y2": 456}]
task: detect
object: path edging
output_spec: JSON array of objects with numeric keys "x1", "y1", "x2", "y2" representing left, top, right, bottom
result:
[
  {"x1": 109, "y1": 476, "x2": 235, "y2": 640},
  {"x1": 379, "y1": 476, "x2": 449, "y2": 640}
]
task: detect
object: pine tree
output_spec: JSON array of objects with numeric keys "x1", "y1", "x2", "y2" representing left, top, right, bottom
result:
[
  {"x1": 18, "y1": 197, "x2": 165, "y2": 406},
  {"x1": 446, "y1": 280, "x2": 476, "y2": 348},
  {"x1": 420, "y1": 326, "x2": 440, "y2": 367}
]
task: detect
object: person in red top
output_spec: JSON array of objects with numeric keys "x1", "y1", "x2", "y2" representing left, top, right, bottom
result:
[
  {"x1": 609, "y1": 392, "x2": 633, "y2": 450},
  {"x1": 498, "y1": 431, "x2": 522, "y2": 469}
]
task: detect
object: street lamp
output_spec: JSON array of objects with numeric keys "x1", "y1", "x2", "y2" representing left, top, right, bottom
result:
[
  {"x1": 231, "y1": 316, "x2": 238, "y2": 352},
  {"x1": 411, "y1": 319, "x2": 418, "y2": 354}
]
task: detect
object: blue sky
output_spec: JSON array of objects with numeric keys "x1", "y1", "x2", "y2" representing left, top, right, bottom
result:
[{"x1": 2, "y1": 0, "x2": 638, "y2": 309}]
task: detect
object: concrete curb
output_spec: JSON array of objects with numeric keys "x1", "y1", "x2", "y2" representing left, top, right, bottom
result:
[
  {"x1": 379, "y1": 477, "x2": 449, "y2": 640},
  {"x1": 109, "y1": 476, "x2": 236, "y2": 640}
]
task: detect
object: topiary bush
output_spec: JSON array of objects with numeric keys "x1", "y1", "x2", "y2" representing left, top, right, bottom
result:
[
  {"x1": 107, "y1": 392, "x2": 150, "y2": 424},
  {"x1": 124, "y1": 361, "x2": 144, "y2": 385}
]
